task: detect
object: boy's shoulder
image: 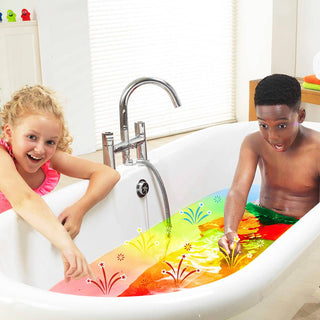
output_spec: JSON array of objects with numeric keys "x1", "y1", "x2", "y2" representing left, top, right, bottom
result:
[
  {"x1": 243, "y1": 131, "x2": 263, "y2": 145},
  {"x1": 303, "y1": 125, "x2": 320, "y2": 135},
  {"x1": 239, "y1": 131, "x2": 263, "y2": 155},
  {"x1": 301, "y1": 125, "x2": 320, "y2": 144}
]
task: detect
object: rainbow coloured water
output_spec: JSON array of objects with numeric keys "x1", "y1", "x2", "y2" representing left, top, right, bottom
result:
[{"x1": 51, "y1": 185, "x2": 293, "y2": 297}]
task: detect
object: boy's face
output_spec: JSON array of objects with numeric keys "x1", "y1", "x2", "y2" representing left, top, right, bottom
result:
[{"x1": 256, "y1": 104, "x2": 305, "y2": 152}]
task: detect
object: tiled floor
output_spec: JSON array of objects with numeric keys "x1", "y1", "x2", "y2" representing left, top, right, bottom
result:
[{"x1": 56, "y1": 133, "x2": 320, "y2": 320}]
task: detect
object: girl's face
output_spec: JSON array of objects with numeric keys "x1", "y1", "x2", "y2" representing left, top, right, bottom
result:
[{"x1": 4, "y1": 113, "x2": 62, "y2": 174}]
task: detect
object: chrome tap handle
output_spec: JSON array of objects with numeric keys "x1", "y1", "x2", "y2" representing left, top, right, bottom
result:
[
  {"x1": 102, "y1": 132, "x2": 116, "y2": 169},
  {"x1": 135, "y1": 121, "x2": 147, "y2": 160}
]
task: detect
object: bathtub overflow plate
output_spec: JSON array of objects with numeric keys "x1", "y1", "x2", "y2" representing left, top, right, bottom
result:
[{"x1": 136, "y1": 179, "x2": 149, "y2": 198}]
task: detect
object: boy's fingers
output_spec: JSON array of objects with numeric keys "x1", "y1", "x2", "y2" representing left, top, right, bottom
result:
[
  {"x1": 236, "y1": 241, "x2": 241, "y2": 254},
  {"x1": 220, "y1": 233, "x2": 242, "y2": 256},
  {"x1": 228, "y1": 238, "x2": 241, "y2": 256},
  {"x1": 218, "y1": 236, "x2": 230, "y2": 255}
]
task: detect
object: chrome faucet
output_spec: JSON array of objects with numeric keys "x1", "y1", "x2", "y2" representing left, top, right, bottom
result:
[
  {"x1": 102, "y1": 77, "x2": 181, "y2": 169},
  {"x1": 102, "y1": 77, "x2": 181, "y2": 237}
]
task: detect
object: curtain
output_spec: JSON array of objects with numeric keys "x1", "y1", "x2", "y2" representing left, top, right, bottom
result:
[{"x1": 88, "y1": 0, "x2": 236, "y2": 148}]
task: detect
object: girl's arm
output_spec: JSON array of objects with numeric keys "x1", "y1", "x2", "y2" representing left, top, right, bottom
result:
[
  {"x1": 51, "y1": 151, "x2": 120, "y2": 238},
  {"x1": 0, "y1": 148, "x2": 94, "y2": 281},
  {"x1": 218, "y1": 134, "x2": 259, "y2": 255}
]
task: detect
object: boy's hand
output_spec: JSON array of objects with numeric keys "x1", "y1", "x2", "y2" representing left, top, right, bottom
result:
[{"x1": 218, "y1": 232, "x2": 241, "y2": 256}]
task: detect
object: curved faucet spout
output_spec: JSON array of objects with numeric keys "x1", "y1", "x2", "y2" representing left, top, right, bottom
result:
[{"x1": 119, "y1": 77, "x2": 181, "y2": 165}]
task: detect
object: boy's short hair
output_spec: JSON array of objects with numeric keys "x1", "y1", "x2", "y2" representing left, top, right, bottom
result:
[{"x1": 254, "y1": 74, "x2": 301, "y2": 111}]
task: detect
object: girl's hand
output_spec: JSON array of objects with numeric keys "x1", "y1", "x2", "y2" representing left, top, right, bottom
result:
[
  {"x1": 61, "y1": 246, "x2": 95, "y2": 282},
  {"x1": 58, "y1": 206, "x2": 84, "y2": 239},
  {"x1": 218, "y1": 232, "x2": 241, "y2": 256},
  {"x1": 51, "y1": 151, "x2": 120, "y2": 239}
]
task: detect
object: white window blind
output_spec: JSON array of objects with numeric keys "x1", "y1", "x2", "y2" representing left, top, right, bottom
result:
[{"x1": 88, "y1": 0, "x2": 236, "y2": 149}]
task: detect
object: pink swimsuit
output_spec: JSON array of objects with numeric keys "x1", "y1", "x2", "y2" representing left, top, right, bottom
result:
[{"x1": 0, "y1": 139, "x2": 60, "y2": 213}]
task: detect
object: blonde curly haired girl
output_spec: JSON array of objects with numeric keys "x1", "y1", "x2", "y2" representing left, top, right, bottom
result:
[{"x1": 0, "y1": 85, "x2": 120, "y2": 282}]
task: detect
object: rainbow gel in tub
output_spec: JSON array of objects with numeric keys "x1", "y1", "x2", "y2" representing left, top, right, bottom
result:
[
  {"x1": 1, "y1": 121, "x2": 320, "y2": 320},
  {"x1": 51, "y1": 185, "x2": 297, "y2": 297}
]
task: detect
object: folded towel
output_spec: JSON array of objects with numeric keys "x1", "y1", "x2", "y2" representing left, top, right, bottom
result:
[
  {"x1": 302, "y1": 82, "x2": 320, "y2": 91},
  {"x1": 303, "y1": 74, "x2": 320, "y2": 85}
]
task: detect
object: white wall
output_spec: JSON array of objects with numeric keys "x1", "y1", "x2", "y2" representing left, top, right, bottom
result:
[
  {"x1": 236, "y1": 0, "x2": 320, "y2": 122},
  {"x1": 235, "y1": 0, "x2": 273, "y2": 122},
  {"x1": 1, "y1": 0, "x2": 96, "y2": 155},
  {"x1": 1, "y1": 0, "x2": 319, "y2": 153},
  {"x1": 271, "y1": 0, "x2": 298, "y2": 75},
  {"x1": 296, "y1": 0, "x2": 320, "y2": 76},
  {"x1": 36, "y1": 0, "x2": 96, "y2": 155},
  {"x1": 295, "y1": 0, "x2": 320, "y2": 122}
]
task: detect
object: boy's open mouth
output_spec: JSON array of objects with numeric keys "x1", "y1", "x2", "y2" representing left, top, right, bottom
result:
[{"x1": 272, "y1": 144, "x2": 285, "y2": 152}]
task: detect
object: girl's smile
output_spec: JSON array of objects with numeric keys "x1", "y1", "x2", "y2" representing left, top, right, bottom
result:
[{"x1": 4, "y1": 113, "x2": 62, "y2": 175}]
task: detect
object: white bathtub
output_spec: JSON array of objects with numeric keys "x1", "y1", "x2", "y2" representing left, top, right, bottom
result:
[{"x1": 0, "y1": 121, "x2": 320, "y2": 320}]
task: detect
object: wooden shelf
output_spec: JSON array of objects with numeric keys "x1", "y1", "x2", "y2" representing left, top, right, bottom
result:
[{"x1": 249, "y1": 78, "x2": 320, "y2": 121}]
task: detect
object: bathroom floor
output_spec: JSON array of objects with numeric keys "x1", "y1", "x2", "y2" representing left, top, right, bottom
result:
[
  {"x1": 293, "y1": 289, "x2": 320, "y2": 320},
  {"x1": 56, "y1": 133, "x2": 320, "y2": 320}
]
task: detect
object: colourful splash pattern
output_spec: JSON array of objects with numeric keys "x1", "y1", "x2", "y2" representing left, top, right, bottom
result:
[{"x1": 50, "y1": 185, "x2": 298, "y2": 297}]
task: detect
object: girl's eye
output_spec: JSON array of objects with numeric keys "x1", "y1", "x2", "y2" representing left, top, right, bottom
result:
[
  {"x1": 27, "y1": 135, "x2": 36, "y2": 140},
  {"x1": 278, "y1": 124, "x2": 287, "y2": 129},
  {"x1": 46, "y1": 140, "x2": 56, "y2": 146}
]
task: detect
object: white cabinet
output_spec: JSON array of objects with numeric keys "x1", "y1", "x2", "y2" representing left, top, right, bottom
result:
[{"x1": 0, "y1": 21, "x2": 42, "y2": 107}]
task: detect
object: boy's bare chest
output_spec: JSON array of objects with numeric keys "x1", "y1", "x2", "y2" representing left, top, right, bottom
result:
[{"x1": 258, "y1": 150, "x2": 319, "y2": 191}]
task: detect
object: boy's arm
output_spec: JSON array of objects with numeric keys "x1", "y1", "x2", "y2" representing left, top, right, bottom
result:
[
  {"x1": 51, "y1": 151, "x2": 120, "y2": 238},
  {"x1": 219, "y1": 134, "x2": 259, "y2": 255}
]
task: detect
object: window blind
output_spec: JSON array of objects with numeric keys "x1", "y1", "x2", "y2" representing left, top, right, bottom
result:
[{"x1": 88, "y1": 0, "x2": 236, "y2": 149}]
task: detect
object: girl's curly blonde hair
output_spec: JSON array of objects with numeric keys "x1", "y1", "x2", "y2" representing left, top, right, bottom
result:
[{"x1": 1, "y1": 85, "x2": 73, "y2": 153}]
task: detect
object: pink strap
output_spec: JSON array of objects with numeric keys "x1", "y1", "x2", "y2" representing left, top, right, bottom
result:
[
  {"x1": 33, "y1": 161, "x2": 60, "y2": 196},
  {"x1": 0, "y1": 139, "x2": 14, "y2": 158}
]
